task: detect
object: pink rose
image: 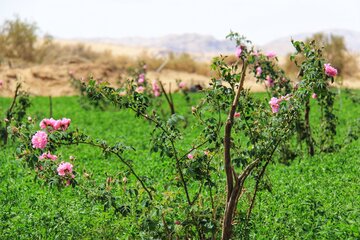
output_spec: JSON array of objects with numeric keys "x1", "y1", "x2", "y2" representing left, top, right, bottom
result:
[
  {"x1": 266, "y1": 51, "x2": 276, "y2": 58},
  {"x1": 138, "y1": 73, "x2": 145, "y2": 84},
  {"x1": 312, "y1": 93, "x2": 317, "y2": 99},
  {"x1": 60, "y1": 118, "x2": 71, "y2": 131},
  {"x1": 178, "y1": 82, "x2": 186, "y2": 89},
  {"x1": 152, "y1": 80, "x2": 160, "y2": 96},
  {"x1": 252, "y1": 50, "x2": 259, "y2": 57},
  {"x1": 235, "y1": 46, "x2": 242, "y2": 58},
  {"x1": 234, "y1": 112, "x2": 241, "y2": 118},
  {"x1": 256, "y1": 66, "x2": 262, "y2": 76},
  {"x1": 281, "y1": 94, "x2": 291, "y2": 101},
  {"x1": 187, "y1": 154, "x2": 194, "y2": 159},
  {"x1": 57, "y1": 162, "x2": 73, "y2": 176},
  {"x1": 324, "y1": 63, "x2": 337, "y2": 77},
  {"x1": 266, "y1": 76, "x2": 274, "y2": 87},
  {"x1": 31, "y1": 131, "x2": 48, "y2": 149},
  {"x1": 135, "y1": 86, "x2": 145, "y2": 93},
  {"x1": 154, "y1": 90, "x2": 160, "y2": 97},
  {"x1": 269, "y1": 97, "x2": 281, "y2": 113},
  {"x1": 39, "y1": 152, "x2": 58, "y2": 161}
]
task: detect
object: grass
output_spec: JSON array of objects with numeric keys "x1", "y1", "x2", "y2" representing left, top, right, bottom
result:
[{"x1": 0, "y1": 90, "x2": 359, "y2": 239}]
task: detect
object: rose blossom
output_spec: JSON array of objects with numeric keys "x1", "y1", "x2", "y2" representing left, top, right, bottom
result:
[
  {"x1": 31, "y1": 131, "x2": 48, "y2": 149},
  {"x1": 178, "y1": 81, "x2": 186, "y2": 89},
  {"x1": 235, "y1": 46, "x2": 242, "y2": 58},
  {"x1": 138, "y1": 73, "x2": 145, "y2": 84},
  {"x1": 57, "y1": 162, "x2": 73, "y2": 176},
  {"x1": 266, "y1": 51, "x2": 276, "y2": 58},
  {"x1": 266, "y1": 76, "x2": 274, "y2": 87},
  {"x1": 269, "y1": 97, "x2": 281, "y2": 113},
  {"x1": 39, "y1": 152, "x2": 58, "y2": 161},
  {"x1": 152, "y1": 80, "x2": 160, "y2": 97},
  {"x1": 234, "y1": 112, "x2": 241, "y2": 118},
  {"x1": 187, "y1": 154, "x2": 194, "y2": 159},
  {"x1": 59, "y1": 118, "x2": 71, "y2": 131},
  {"x1": 256, "y1": 66, "x2": 262, "y2": 76},
  {"x1": 135, "y1": 86, "x2": 145, "y2": 93},
  {"x1": 324, "y1": 63, "x2": 338, "y2": 77},
  {"x1": 312, "y1": 93, "x2": 317, "y2": 99}
]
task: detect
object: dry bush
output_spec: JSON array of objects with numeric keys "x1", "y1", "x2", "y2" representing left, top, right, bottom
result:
[{"x1": 0, "y1": 16, "x2": 37, "y2": 63}]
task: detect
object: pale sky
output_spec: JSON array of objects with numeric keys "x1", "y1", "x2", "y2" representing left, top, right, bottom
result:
[{"x1": 1, "y1": 0, "x2": 359, "y2": 44}]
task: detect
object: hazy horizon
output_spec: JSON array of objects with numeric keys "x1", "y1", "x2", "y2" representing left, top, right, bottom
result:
[{"x1": 1, "y1": 0, "x2": 360, "y2": 45}]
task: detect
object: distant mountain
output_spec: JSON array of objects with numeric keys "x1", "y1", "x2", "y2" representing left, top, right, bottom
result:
[
  {"x1": 76, "y1": 29, "x2": 360, "y2": 59},
  {"x1": 87, "y1": 33, "x2": 234, "y2": 58},
  {"x1": 262, "y1": 29, "x2": 360, "y2": 56}
]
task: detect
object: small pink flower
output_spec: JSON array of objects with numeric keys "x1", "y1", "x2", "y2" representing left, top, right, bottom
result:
[
  {"x1": 178, "y1": 82, "x2": 186, "y2": 89},
  {"x1": 266, "y1": 51, "x2": 276, "y2": 58},
  {"x1": 39, "y1": 152, "x2": 58, "y2": 161},
  {"x1": 324, "y1": 63, "x2": 337, "y2": 77},
  {"x1": 138, "y1": 73, "x2": 145, "y2": 84},
  {"x1": 31, "y1": 131, "x2": 48, "y2": 149},
  {"x1": 234, "y1": 112, "x2": 241, "y2": 118},
  {"x1": 204, "y1": 150, "x2": 209, "y2": 156},
  {"x1": 57, "y1": 162, "x2": 73, "y2": 176},
  {"x1": 135, "y1": 86, "x2": 145, "y2": 93},
  {"x1": 266, "y1": 76, "x2": 274, "y2": 87},
  {"x1": 59, "y1": 118, "x2": 71, "y2": 131},
  {"x1": 154, "y1": 90, "x2": 160, "y2": 97},
  {"x1": 256, "y1": 66, "x2": 262, "y2": 76},
  {"x1": 187, "y1": 154, "x2": 194, "y2": 159},
  {"x1": 312, "y1": 93, "x2": 317, "y2": 99},
  {"x1": 269, "y1": 97, "x2": 281, "y2": 113},
  {"x1": 235, "y1": 46, "x2": 242, "y2": 58},
  {"x1": 281, "y1": 94, "x2": 291, "y2": 101},
  {"x1": 152, "y1": 80, "x2": 161, "y2": 97}
]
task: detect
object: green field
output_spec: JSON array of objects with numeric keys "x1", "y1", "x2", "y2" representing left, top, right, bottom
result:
[{"x1": 0, "y1": 90, "x2": 359, "y2": 239}]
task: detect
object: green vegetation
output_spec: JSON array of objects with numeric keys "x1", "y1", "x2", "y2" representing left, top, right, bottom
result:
[{"x1": 0, "y1": 90, "x2": 359, "y2": 239}]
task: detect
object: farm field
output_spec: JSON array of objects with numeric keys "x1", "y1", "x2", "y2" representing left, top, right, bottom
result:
[{"x1": 0, "y1": 90, "x2": 359, "y2": 239}]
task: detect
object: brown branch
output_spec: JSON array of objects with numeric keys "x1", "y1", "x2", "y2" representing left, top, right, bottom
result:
[
  {"x1": 221, "y1": 158, "x2": 260, "y2": 240},
  {"x1": 224, "y1": 60, "x2": 248, "y2": 202},
  {"x1": 159, "y1": 81, "x2": 175, "y2": 115},
  {"x1": 304, "y1": 98, "x2": 314, "y2": 156},
  {"x1": 3, "y1": 83, "x2": 21, "y2": 145}
]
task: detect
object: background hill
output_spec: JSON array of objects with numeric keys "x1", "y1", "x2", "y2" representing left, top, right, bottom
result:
[{"x1": 73, "y1": 29, "x2": 360, "y2": 58}]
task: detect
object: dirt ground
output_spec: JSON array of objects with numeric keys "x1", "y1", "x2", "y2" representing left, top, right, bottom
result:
[
  {"x1": 1, "y1": 40, "x2": 359, "y2": 97},
  {"x1": 1, "y1": 62, "x2": 360, "y2": 97},
  {"x1": 0, "y1": 61, "x2": 269, "y2": 97}
]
